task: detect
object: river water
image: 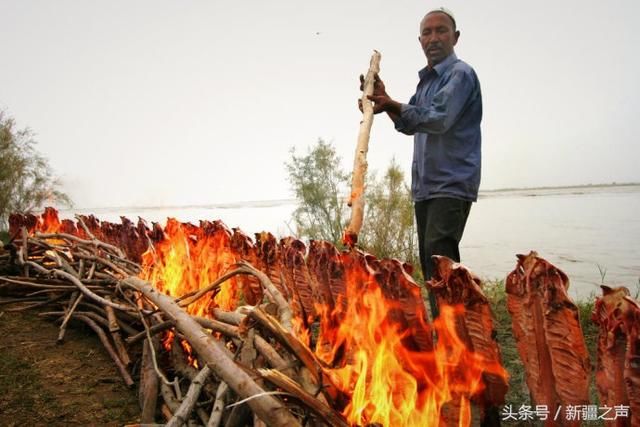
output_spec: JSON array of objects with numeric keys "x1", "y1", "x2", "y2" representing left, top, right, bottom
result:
[{"x1": 58, "y1": 184, "x2": 640, "y2": 301}]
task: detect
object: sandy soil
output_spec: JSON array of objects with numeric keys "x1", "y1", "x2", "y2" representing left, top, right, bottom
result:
[{"x1": 0, "y1": 307, "x2": 140, "y2": 426}]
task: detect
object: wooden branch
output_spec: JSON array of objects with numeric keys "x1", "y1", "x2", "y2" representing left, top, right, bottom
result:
[
  {"x1": 4, "y1": 293, "x2": 67, "y2": 311},
  {"x1": 166, "y1": 365, "x2": 212, "y2": 427},
  {"x1": 123, "y1": 276, "x2": 302, "y2": 427},
  {"x1": 58, "y1": 292, "x2": 83, "y2": 343},
  {"x1": 76, "y1": 303, "x2": 139, "y2": 335},
  {"x1": 73, "y1": 252, "x2": 132, "y2": 277},
  {"x1": 132, "y1": 303, "x2": 175, "y2": 388},
  {"x1": 343, "y1": 50, "x2": 382, "y2": 247},
  {"x1": 74, "y1": 314, "x2": 134, "y2": 387},
  {"x1": 258, "y1": 369, "x2": 349, "y2": 427},
  {"x1": 235, "y1": 262, "x2": 293, "y2": 332},
  {"x1": 248, "y1": 307, "x2": 340, "y2": 403},
  {"x1": 1, "y1": 275, "x2": 115, "y2": 287},
  {"x1": 45, "y1": 250, "x2": 80, "y2": 278},
  {"x1": 169, "y1": 340, "x2": 220, "y2": 404},
  {"x1": 0, "y1": 296, "x2": 50, "y2": 305},
  {"x1": 181, "y1": 262, "x2": 293, "y2": 332},
  {"x1": 40, "y1": 310, "x2": 111, "y2": 333},
  {"x1": 126, "y1": 320, "x2": 176, "y2": 346},
  {"x1": 194, "y1": 316, "x2": 241, "y2": 340},
  {"x1": 106, "y1": 304, "x2": 131, "y2": 366},
  {"x1": 78, "y1": 258, "x2": 85, "y2": 279},
  {"x1": 140, "y1": 338, "x2": 160, "y2": 423},
  {"x1": 176, "y1": 267, "x2": 239, "y2": 307},
  {"x1": 75, "y1": 215, "x2": 127, "y2": 258},
  {"x1": 0, "y1": 275, "x2": 106, "y2": 289},
  {"x1": 213, "y1": 308, "x2": 244, "y2": 326},
  {"x1": 161, "y1": 382, "x2": 181, "y2": 413},
  {"x1": 52, "y1": 269, "x2": 137, "y2": 312},
  {"x1": 254, "y1": 335, "x2": 291, "y2": 373},
  {"x1": 208, "y1": 382, "x2": 229, "y2": 427}
]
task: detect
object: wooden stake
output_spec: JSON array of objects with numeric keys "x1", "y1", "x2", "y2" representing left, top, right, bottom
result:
[
  {"x1": 344, "y1": 50, "x2": 382, "y2": 247},
  {"x1": 140, "y1": 338, "x2": 160, "y2": 423}
]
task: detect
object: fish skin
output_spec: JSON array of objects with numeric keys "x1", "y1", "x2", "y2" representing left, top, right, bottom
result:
[
  {"x1": 506, "y1": 251, "x2": 590, "y2": 427},
  {"x1": 427, "y1": 256, "x2": 508, "y2": 408}
]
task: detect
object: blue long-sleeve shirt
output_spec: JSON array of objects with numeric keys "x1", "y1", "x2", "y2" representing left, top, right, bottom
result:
[{"x1": 393, "y1": 53, "x2": 482, "y2": 202}]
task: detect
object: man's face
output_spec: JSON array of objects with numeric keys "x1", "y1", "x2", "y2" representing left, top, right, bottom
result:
[{"x1": 419, "y1": 12, "x2": 460, "y2": 66}]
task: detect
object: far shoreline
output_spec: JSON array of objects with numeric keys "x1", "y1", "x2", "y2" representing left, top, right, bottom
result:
[
  {"x1": 62, "y1": 182, "x2": 640, "y2": 212},
  {"x1": 481, "y1": 181, "x2": 639, "y2": 193}
]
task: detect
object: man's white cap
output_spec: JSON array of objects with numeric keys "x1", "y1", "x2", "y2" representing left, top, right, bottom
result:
[{"x1": 427, "y1": 7, "x2": 457, "y2": 28}]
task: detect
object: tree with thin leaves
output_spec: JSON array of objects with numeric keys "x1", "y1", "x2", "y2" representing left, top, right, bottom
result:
[
  {"x1": 286, "y1": 139, "x2": 419, "y2": 270},
  {"x1": 360, "y1": 159, "x2": 419, "y2": 269},
  {"x1": 0, "y1": 111, "x2": 72, "y2": 230},
  {"x1": 285, "y1": 139, "x2": 349, "y2": 243}
]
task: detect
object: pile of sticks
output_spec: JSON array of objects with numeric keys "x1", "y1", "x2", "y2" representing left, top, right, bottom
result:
[{"x1": 0, "y1": 225, "x2": 348, "y2": 427}]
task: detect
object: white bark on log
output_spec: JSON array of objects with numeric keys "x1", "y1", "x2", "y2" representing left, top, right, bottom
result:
[
  {"x1": 208, "y1": 382, "x2": 229, "y2": 427},
  {"x1": 123, "y1": 276, "x2": 301, "y2": 427},
  {"x1": 344, "y1": 50, "x2": 382, "y2": 246},
  {"x1": 161, "y1": 382, "x2": 181, "y2": 413},
  {"x1": 166, "y1": 365, "x2": 212, "y2": 427},
  {"x1": 57, "y1": 291, "x2": 82, "y2": 343}
]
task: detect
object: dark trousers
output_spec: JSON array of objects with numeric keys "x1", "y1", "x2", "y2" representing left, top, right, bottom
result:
[{"x1": 415, "y1": 197, "x2": 472, "y2": 319}]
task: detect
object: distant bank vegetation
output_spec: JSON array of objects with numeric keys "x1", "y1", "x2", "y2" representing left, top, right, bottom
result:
[{"x1": 0, "y1": 110, "x2": 71, "y2": 233}]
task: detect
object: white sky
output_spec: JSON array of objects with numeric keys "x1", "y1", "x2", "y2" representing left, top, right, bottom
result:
[{"x1": 2, "y1": 0, "x2": 639, "y2": 208}]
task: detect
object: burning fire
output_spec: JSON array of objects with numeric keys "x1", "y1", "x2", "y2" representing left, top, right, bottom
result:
[
  {"x1": 137, "y1": 218, "x2": 506, "y2": 425},
  {"x1": 310, "y1": 255, "x2": 507, "y2": 426},
  {"x1": 40, "y1": 207, "x2": 62, "y2": 233},
  {"x1": 140, "y1": 218, "x2": 239, "y2": 316},
  {"x1": 25, "y1": 209, "x2": 507, "y2": 426}
]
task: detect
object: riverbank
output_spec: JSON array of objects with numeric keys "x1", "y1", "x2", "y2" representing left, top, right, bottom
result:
[{"x1": 1, "y1": 279, "x2": 611, "y2": 426}]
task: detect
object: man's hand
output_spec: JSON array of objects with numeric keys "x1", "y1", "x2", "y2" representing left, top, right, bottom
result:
[{"x1": 358, "y1": 73, "x2": 402, "y2": 117}]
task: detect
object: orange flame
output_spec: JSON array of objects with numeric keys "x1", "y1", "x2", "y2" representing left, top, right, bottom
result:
[
  {"x1": 311, "y1": 253, "x2": 508, "y2": 426},
  {"x1": 162, "y1": 330, "x2": 175, "y2": 352},
  {"x1": 39, "y1": 207, "x2": 62, "y2": 233},
  {"x1": 140, "y1": 218, "x2": 241, "y2": 316},
  {"x1": 180, "y1": 339, "x2": 199, "y2": 369}
]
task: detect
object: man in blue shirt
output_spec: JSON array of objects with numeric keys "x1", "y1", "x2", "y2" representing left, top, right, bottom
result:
[{"x1": 361, "y1": 8, "x2": 481, "y2": 319}]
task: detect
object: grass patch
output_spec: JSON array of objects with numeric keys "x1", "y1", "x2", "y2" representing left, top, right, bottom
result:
[{"x1": 483, "y1": 281, "x2": 530, "y2": 407}]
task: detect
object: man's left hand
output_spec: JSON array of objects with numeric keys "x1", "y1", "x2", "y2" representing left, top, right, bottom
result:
[{"x1": 358, "y1": 73, "x2": 402, "y2": 116}]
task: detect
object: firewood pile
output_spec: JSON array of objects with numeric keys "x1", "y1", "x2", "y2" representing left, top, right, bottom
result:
[
  {"x1": 1, "y1": 219, "x2": 344, "y2": 426},
  {"x1": 1, "y1": 208, "x2": 639, "y2": 426}
]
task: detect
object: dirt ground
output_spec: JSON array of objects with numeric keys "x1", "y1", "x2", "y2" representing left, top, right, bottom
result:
[{"x1": 0, "y1": 307, "x2": 140, "y2": 426}]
